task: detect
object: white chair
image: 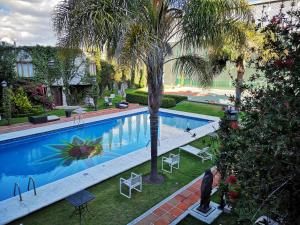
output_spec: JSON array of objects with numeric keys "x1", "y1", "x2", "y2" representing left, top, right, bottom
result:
[
  {"x1": 104, "y1": 97, "x2": 112, "y2": 106},
  {"x1": 120, "y1": 172, "x2": 142, "y2": 198},
  {"x1": 179, "y1": 145, "x2": 213, "y2": 162},
  {"x1": 110, "y1": 93, "x2": 115, "y2": 99},
  {"x1": 162, "y1": 153, "x2": 180, "y2": 173},
  {"x1": 73, "y1": 107, "x2": 85, "y2": 124}
]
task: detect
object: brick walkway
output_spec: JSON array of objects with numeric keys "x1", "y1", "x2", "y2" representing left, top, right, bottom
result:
[
  {"x1": 0, "y1": 104, "x2": 141, "y2": 134},
  {"x1": 131, "y1": 170, "x2": 221, "y2": 225}
]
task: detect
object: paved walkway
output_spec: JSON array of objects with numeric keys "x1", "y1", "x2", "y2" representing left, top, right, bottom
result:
[
  {"x1": 0, "y1": 104, "x2": 141, "y2": 134},
  {"x1": 129, "y1": 169, "x2": 221, "y2": 225}
]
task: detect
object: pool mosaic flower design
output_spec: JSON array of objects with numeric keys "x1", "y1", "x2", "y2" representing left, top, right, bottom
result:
[{"x1": 40, "y1": 136, "x2": 103, "y2": 165}]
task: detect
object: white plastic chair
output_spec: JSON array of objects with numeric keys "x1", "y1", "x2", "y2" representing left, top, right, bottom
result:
[
  {"x1": 179, "y1": 145, "x2": 213, "y2": 162},
  {"x1": 120, "y1": 172, "x2": 142, "y2": 198},
  {"x1": 104, "y1": 97, "x2": 113, "y2": 106},
  {"x1": 73, "y1": 107, "x2": 85, "y2": 124},
  {"x1": 162, "y1": 153, "x2": 180, "y2": 173}
]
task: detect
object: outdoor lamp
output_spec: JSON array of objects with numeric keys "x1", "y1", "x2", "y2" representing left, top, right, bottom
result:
[
  {"x1": 1, "y1": 80, "x2": 7, "y2": 88},
  {"x1": 48, "y1": 59, "x2": 55, "y2": 67}
]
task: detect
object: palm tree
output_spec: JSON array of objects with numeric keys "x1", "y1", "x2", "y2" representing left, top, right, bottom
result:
[
  {"x1": 53, "y1": 0, "x2": 250, "y2": 183},
  {"x1": 207, "y1": 23, "x2": 264, "y2": 106}
]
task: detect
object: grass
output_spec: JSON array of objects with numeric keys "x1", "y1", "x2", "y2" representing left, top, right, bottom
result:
[
  {"x1": 171, "y1": 101, "x2": 224, "y2": 118},
  {"x1": 11, "y1": 138, "x2": 217, "y2": 225}
]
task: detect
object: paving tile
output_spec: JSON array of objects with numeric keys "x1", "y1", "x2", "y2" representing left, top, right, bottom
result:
[
  {"x1": 160, "y1": 202, "x2": 174, "y2": 212},
  {"x1": 153, "y1": 208, "x2": 167, "y2": 217},
  {"x1": 160, "y1": 212, "x2": 175, "y2": 223},
  {"x1": 187, "y1": 186, "x2": 198, "y2": 193},
  {"x1": 136, "y1": 214, "x2": 159, "y2": 225},
  {"x1": 154, "y1": 218, "x2": 169, "y2": 225},
  {"x1": 174, "y1": 194, "x2": 185, "y2": 202},
  {"x1": 182, "y1": 198, "x2": 194, "y2": 206},
  {"x1": 168, "y1": 197, "x2": 179, "y2": 206},
  {"x1": 190, "y1": 194, "x2": 199, "y2": 203},
  {"x1": 170, "y1": 207, "x2": 184, "y2": 217},
  {"x1": 181, "y1": 190, "x2": 192, "y2": 198},
  {"x1": 177, "y1": 202, "x2": 189, "y2": 211}
]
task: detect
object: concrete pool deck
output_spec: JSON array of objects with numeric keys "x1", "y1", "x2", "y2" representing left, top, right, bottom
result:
[{"x1": 0, "y1": 108, "x2": 220, "y2": 225}]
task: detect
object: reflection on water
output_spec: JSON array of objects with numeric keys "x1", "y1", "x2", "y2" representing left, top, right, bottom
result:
[{"x1": 0, "y1": 112, "x2": 210, "y2": 201}]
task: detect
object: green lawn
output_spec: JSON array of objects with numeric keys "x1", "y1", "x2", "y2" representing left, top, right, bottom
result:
[
  {"x1": 10, "y1": 138, "x2": 217, "y2": 225},
  {"x1": 171, "y1": 101, "x2": 224, "y2": 118}
]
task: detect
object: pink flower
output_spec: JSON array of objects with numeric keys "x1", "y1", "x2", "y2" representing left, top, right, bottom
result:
[
  {"x1": 230, "y1": 121, "x2": 239, "y2": 129},
  {"x1": 228, "y1": 191, "x2": 239, "y2": 199},
  {"x1": 225, "y1": 175, "x2": 237, "y2": 184}
]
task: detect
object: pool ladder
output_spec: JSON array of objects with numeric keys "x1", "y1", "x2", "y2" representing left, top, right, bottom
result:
[
  {"x1": 13, "y1": 177, "x2": 37, "y2": 201},
  {"x1": 13, "y1": 183, "x2": 22, "y2": 201},
  {"x1": 27, "y1": 177, "x2": 37, "y2": 196}
]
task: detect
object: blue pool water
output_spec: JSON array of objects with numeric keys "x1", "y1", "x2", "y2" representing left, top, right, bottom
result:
[{"x1": 0, "y1": 111, "x2": 211, "y2": 201}]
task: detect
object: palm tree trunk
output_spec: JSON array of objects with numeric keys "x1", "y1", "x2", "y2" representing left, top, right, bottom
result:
[
  {"x1": 146, "y1": 48, "x2": 164, "y2": 183},
  {"x1": 235, "y1": 55, "x2": 245, "y2": 107},
  {"x1": 130, "y1": 59, "x2": 136, "y2": 88}
]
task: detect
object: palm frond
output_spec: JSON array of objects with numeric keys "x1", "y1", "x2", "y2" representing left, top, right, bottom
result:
[
  {"x1": 173, "y1": 54, "x2": 215, "y2": 87},
  {"x1": 53, "y1": 0, "x2": 130, "y2": 48},
  {"x1": 181, "y1": 0, "x2": 252, "y2": 49}
]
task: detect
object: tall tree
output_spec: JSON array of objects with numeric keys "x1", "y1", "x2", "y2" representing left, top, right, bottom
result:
[
  {"x1": 57, "y1": 48, "x2": 85, "y2": 105},
  {"x1": 208, "y1": 23, "x2": 264, "y2": 106},
  {"x1": 53, "y1": 0, "x2": 250, "y2": 183}
]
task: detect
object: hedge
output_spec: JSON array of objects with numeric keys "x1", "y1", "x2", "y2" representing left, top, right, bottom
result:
[
  {"x1": 126, "y1": 93, "x2": 176, "y2": 108},
  {"x1": 133, "y1": 91, "x2": 187, "y2": 104},
  {"x1": 163, "y1": 94, "x2": 187, "y2": 103}
]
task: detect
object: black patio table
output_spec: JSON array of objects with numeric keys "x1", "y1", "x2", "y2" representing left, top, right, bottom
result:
[{"x1": 66, "y1": 190, "x2": 95, "y2": 225}]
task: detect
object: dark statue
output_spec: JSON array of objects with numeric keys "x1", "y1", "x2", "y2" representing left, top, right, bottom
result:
[{"x1": 198, "y1": 169, "x2": 213, "y2": 213}]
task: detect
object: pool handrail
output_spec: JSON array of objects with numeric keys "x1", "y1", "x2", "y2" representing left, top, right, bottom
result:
[
  {"x1": 13, "y1": 183, "x2": 22, "y2": 201},
  {"x1": 27, "y1": 177, "x2": 37, "y2": 196}
]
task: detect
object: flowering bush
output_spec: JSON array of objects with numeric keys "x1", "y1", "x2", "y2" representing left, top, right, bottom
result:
[
  {"x1": 217, "y1": 9, "x2": 300, "y2": 224},
  {"x1": 220, "y1": 175, "x2": 241, "y2": 202}
]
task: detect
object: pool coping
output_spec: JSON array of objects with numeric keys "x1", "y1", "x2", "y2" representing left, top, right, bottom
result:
[{"x1": 0, "y1": 108, "x2": 220, "y2": 225}]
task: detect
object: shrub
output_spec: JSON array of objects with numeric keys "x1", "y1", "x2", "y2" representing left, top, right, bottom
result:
[
  {"x1": 126, "y1": 93, "x2": 176, "y2": 108},
  {"x1": 2, "y1": 87, "x2": 12, "y2": 124},
  {"x1": 11, "y1": 88, "x2": 33, "y2": 116},
  {"x1": 133, "y1": 91, "x2": 187, "y2": 104},
  {"x1": 161, "y1": 97, "x2": 176, "y2": 108},
  {"x1": 163, "y1": 94, "x2": 188, "y2": 103},
  {"x1": 126, "y1": 93, "x2": 148, "y2": 105},
  {"x1": 134, "y1": 90, "x2": 147, "y2": 95}
]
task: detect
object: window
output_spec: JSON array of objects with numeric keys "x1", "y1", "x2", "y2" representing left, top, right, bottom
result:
[
  {"x1": 16, "y1": 50, "x2": 34, "y2": 78},
  {"x1": 16, "y1": 62, "x2": 34, "y2": 78},
  {"x1": 89, "y1": 62, "x2": 96, "y2": 75}
]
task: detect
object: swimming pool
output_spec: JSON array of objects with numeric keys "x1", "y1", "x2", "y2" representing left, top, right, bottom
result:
[{"x1": 0, "y1": 111, "x2": 212, "y2": 201}]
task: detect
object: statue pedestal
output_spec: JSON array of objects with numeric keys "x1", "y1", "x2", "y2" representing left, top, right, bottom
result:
[{"x1": 189, "y1": 201, "x2": 222, "y2": 224}]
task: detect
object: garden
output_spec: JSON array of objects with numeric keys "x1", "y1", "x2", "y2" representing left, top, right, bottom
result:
[{"x1": 0, "y1": 0, "x2": 299, "y2": 225}]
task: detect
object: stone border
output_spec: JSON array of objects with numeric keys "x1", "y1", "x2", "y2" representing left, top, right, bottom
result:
[{"x1": 0, "y1": 108, "x2": 219, "y2": 225}]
